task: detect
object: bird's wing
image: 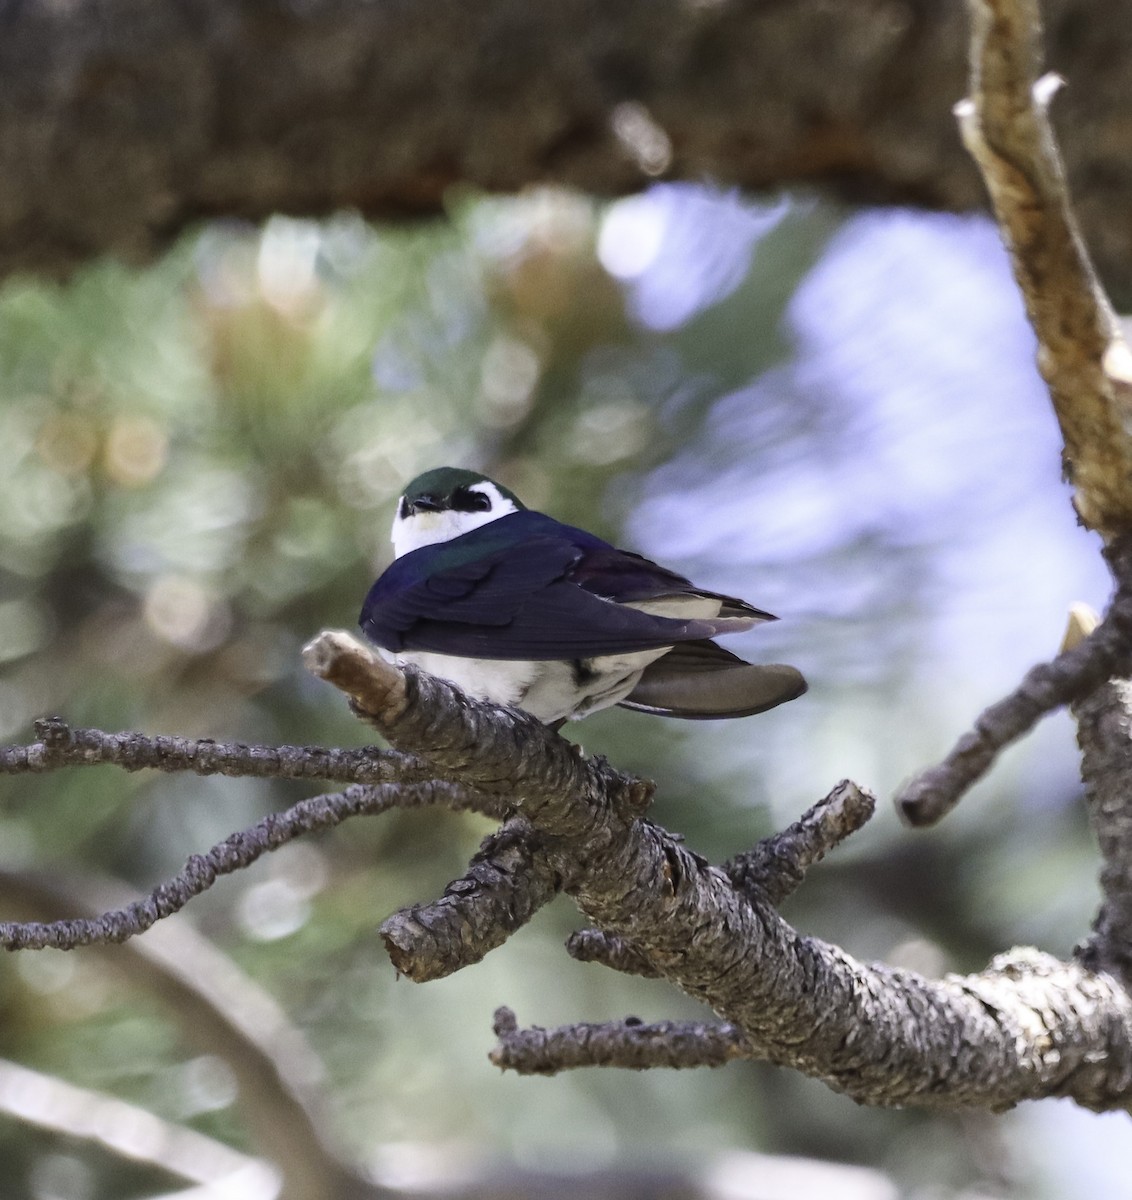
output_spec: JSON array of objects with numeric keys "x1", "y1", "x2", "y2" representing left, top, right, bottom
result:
[
  {"x1": 568, "y1": 541, "x2": 775, "y2": 622},
  {"x1": 360, "y1": 512, "x2": 771, "y2": 661},
  {"x1": 617, "y1": 639, "x2": 807, "y2": 719}
]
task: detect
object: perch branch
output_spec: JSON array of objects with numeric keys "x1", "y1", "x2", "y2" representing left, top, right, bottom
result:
[
  {"x1": 489, "y1": 1007, "x2": 748, "y2": 1074},
  {"x1": 10, "y1": 624, "x2": 1127, "y2": 1109},
  {"x1": 569, "y1": 782, "x2": 876, "y2": 979},
  {"x1": 303, "y1": 632, "x2": 654, "y2": 830},
  {"x1": 321, "y1": 637, "x2": 1132, "y2": 1107},
  {"x1": 306, "y1": 634, "x2": 1132, "y2": 1109},
  {"x1": 380, "y1": 818, "x2": 565, "y2": 982},
  {"x1": 956, "y1": 0, "x2": 1132, "y2": 538}
]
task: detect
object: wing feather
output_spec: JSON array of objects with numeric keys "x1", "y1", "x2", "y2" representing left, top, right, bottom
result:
[{"x1": 360, "y1": 512, "x2": 773, "y2": 661}]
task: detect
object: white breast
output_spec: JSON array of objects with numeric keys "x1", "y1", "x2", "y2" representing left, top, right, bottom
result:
[
  {"x1": 394, "y1": 651, "x2": 542, "y2": 711},
  {"x1": 395, "y1": 643, "x2": 671, "y2": 724}
]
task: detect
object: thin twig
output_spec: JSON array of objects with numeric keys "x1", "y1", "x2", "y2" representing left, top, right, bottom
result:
[
  {"x1": 896, "y1": 608, "x2": 1132, "y2": 827},
  {"x1": 0, "y1": 715, "x2": 439, "y2": 786},
  {"x1": 0, "y1": 780, "x2": 480, "y2": 951}
]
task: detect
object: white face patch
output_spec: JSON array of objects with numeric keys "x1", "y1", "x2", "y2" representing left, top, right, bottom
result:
[{"x1": 391, "y1": 481, "x2": 518, "y2": 557}]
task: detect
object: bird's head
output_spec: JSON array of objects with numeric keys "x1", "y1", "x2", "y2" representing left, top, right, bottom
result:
[{"x1": 391, "y1": 467, "x2": 524, "y2": 557}]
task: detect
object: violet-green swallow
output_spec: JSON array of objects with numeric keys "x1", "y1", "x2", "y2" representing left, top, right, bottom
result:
[{"x1": 359, "y1": 467, "x2": 806, "y2": 725}]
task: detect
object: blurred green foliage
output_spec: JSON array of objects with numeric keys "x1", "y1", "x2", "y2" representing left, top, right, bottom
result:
[{"x1": 0, "y1": 188, "x2": 1117, "y2": 1199}]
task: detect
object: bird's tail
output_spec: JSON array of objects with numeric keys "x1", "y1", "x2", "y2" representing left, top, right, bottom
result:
[{"x1": 617, "y1": 639, "x2": 806, "y2": 720}]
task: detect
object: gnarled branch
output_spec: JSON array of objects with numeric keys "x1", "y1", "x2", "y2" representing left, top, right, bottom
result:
[
  {"x1": 302, "y1": 633, "x2": 1132, "y2": 1112},
  {"x1": 381, "y1": 818, "x2": 564, "y2": 982}
]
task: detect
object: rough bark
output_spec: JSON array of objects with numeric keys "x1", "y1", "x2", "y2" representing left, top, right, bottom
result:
[
  {"x1": 5, "y1": 0, "x2": 1132, "y2": 297},
  {"x1": 490, "y1": 1006, "x2": 749, "y2": 1073},
  {"x1": 381, "y1": 818, "x2": 564, "y2": 982},
  {"x1": 1077, "y1": 679, "x2": 1132, "y2": 986},
  {"x1": 307, "y1": 633, "x2": 1132, "y2": 1112},
  {"x1": 953, "y1": 0, "x2": 1132, "y2": 536}
]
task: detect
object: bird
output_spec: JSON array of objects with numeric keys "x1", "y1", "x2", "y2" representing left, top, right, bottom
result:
[{"x1": 358, "y1": 466, "x2": 806, "y2": 725}]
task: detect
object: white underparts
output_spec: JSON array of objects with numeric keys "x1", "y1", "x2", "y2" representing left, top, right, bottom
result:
[
  {"x1": 393, "y1": 647, "x2": 665, "y2": 724},
  {"x1": 395, "y1": 594, "x2": 729, "y2": 724}
]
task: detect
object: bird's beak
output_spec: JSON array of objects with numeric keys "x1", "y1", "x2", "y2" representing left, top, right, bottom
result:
[{"x1": 408, "y1": 495, "x2": 444, "y2": 514}]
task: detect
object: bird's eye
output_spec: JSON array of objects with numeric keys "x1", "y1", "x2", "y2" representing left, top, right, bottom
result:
[{"x1": 453, "y1": 487, "x2": 492, "y2": 513}]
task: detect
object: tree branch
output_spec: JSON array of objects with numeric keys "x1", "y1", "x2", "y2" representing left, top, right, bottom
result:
[
  {"x1": 0, "y1": 779, "x2": 477, "y2": 951},
  {"x1": 1071, "y1": 577, "x2": 1132, "y2": 986},
  {"x1": 0, "y1": 869, "x2": 376, "y2": 1200},
  {"x1": 489, "y1": 1007, "x2": 748, "y2": 1074},
  {"x1": 304, "y1": 632, "x2": 1132, "y2": 1111},
  {"x1": 725, "y1": 780, "x2": 876, "y2": 904},
  {"x1": 893, "y1": 0, "x2": 1132, "y2": 822},
  {"x1": 302, "y1": 632, "x2": 655, "y2": 828},
  {"x1": 9, "y1": 0, "x2": 1132, "y2": 298},
  {"x1": 566, "y1": 783, "x2": 876, "y2": 980},
  {"x1": 955, "y1": 0, "x2": 1132, "y2": 537},
  {"x1": 896, "y1": 595, "x2": 1132, "y2": 827},
  {"x1": 0, "y1": 715, "x2": 440, "y2": 788},
  {"x1": 4, "y1": 612, "x2": 1130, "y2": 1111},
  {"x1": 0, "y1": 1055, "x2": 275, "y2": 1192},
  {"x1": 380, "y1": 818, "x2": 564, "y2": 982},
  {"x1": 1075, "y1": 678, "x2": 1132, "y2": 987}
]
